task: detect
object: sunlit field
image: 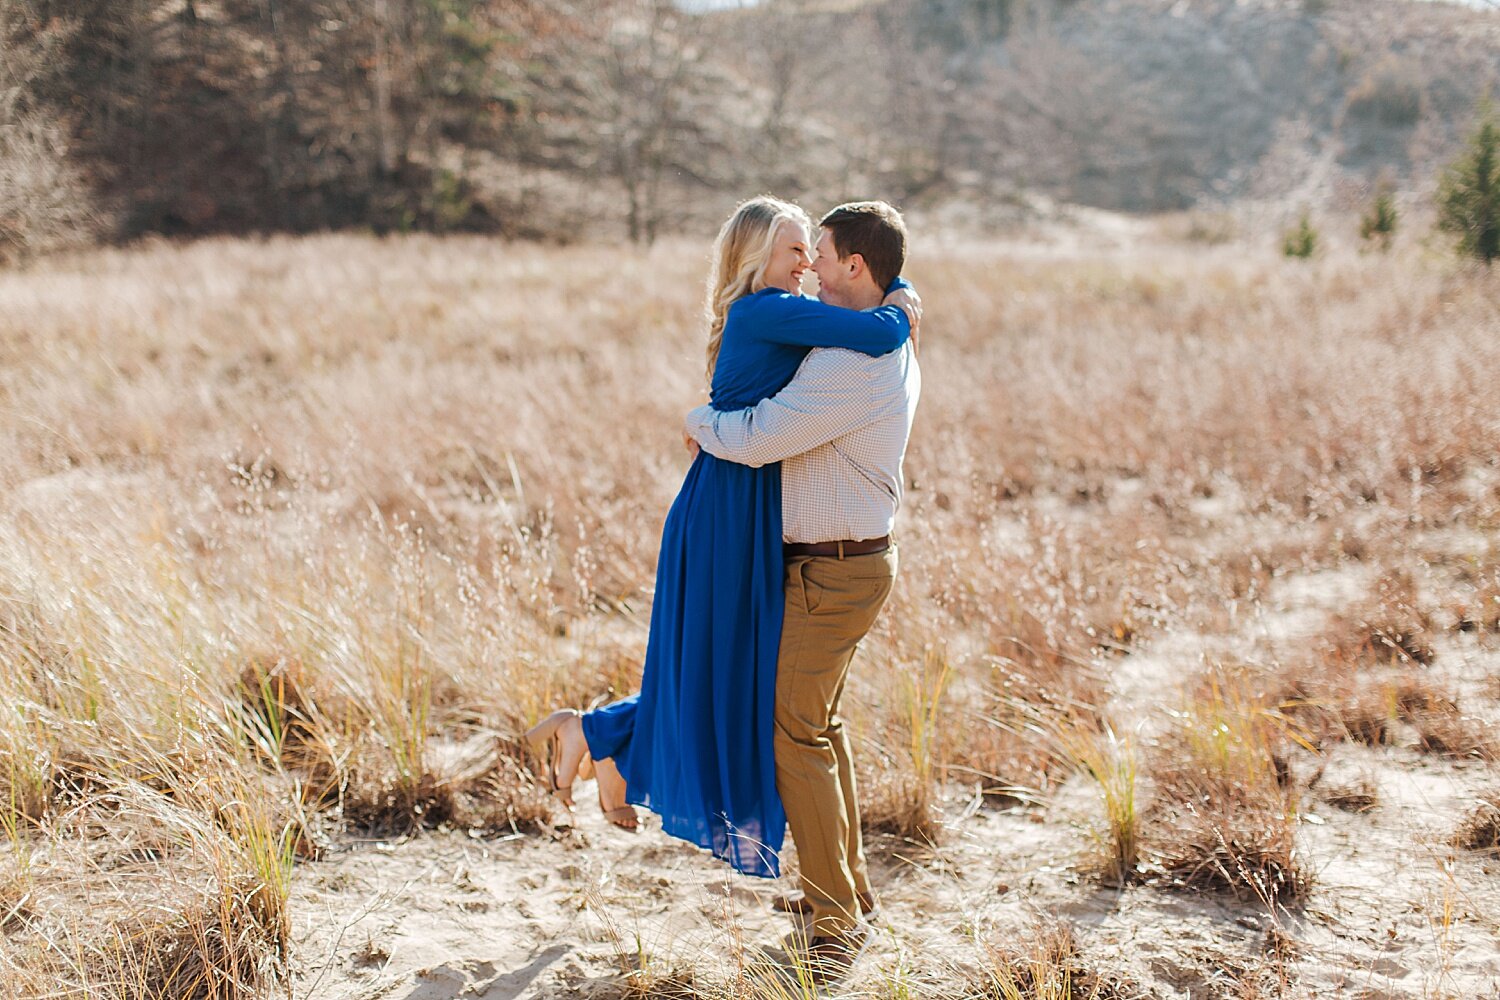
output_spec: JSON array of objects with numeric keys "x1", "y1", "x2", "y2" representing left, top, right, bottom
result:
[{"x1": 1, "y1": 231, "x2": 1498, "y2": 998}]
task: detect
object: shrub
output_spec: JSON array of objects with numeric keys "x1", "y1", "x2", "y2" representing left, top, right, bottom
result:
[
  {"x1": 1446, "y1": 567, "x2": 1500, "y2": 634},
  {"x1": 1013, "y1": 707, "x2": 1138, "y2": 886},
  {"x1": 1181, "y1": 210, "x2": 1237, "y2": 245},
  {"x1": 860, "y1": 647, "x2": 951, "y2": 843},
  {"x1": 1279, "y1": 667, "x2": 1496, "y2": 762},
  {"x1": 1345, "y1": 70, "x2": 1423, "y2": 130}
]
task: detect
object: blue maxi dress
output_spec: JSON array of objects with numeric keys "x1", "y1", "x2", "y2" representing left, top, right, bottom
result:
[{"x1": 580, "y1": 286, "x2": 912, "y2": 878}]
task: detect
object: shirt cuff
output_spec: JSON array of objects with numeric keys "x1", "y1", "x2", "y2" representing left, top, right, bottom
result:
[{"x1": 685, "y1": 404, "x2": 716, "y2": 443}]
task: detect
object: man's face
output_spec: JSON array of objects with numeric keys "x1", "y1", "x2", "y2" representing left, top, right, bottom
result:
[{"x1": 810, "y1": 228, "x2": 853, "y2": 306}]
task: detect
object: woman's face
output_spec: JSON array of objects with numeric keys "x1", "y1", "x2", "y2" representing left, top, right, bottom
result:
[{"x1": 760, "y1": 221, "x2": 812, "y2": 294}]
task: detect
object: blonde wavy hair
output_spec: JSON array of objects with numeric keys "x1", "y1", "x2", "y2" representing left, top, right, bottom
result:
[{"x1": 704, "y1": 196, "x2": 812, "y2": 382}]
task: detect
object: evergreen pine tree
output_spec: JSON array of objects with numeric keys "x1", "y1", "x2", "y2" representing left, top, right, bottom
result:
[
  {"x1": 1437, "y1": 111, "x2": 1500, "y2": 265},
  {"x1": 1360, "y1": 191, "x2": 1398, "y2": 252},
  {"x1": 1283, "y1": 213, "x2": 1318, "y2": 259}
]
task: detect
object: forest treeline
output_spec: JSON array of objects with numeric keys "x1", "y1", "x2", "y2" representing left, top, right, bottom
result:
[
  {"x1": 1, "y1": 0, "x2": 1496, "y2": 260},
  {"x1": 4, "y1": 1, "x2": 619, "y2": 244}
]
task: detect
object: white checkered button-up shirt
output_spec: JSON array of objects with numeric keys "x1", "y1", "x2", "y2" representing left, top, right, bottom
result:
[{"x1": 685, "y1": 342, "x2": 921, "y2": 544}]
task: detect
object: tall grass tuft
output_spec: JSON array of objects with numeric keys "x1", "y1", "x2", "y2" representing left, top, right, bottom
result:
[
  {"x1": 862, "y1": 645, "x2": 952, "y2": 842},
  {"x1": 1451, "y1": 790, "x2": 1500, "y2": 854},
  {"x1": 975, "y1": 920, "x2": 1124, "y2": 1000},
  {"x1": 998, "y1": 700, "x2": 1139, "y2": 885},
  {"x1": 1148, "y1": 671, "x2": 1312, "y2": 906},
  {"x1": 1055, "y1": 720, "x2": 1139, "y2": 887}
]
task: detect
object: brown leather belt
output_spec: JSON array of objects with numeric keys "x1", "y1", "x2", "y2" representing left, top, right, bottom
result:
[{"x1": 784, "y1": 535, "x2": 890, "y2": 559}]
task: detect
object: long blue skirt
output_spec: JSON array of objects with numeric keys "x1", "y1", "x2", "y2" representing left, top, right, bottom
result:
[{"x1": 580, "y1": 451, "x2": 786, "y2": 878}]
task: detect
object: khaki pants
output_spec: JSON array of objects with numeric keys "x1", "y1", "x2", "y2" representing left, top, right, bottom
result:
[{"x1": 774, "y1": 545, "x2": 897, "y2": 937}]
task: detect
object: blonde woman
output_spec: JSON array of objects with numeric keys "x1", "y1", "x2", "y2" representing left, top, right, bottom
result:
[{"x1": 528, "y1": 197, "x2": 916, "y2": 877}]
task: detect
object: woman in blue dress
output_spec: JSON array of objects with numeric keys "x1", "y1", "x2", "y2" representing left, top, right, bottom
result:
[{"x1": 526, "y1": 196, "x2": 916, "y2": 878}]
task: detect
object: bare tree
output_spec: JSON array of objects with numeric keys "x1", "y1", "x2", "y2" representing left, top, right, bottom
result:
[
  {"x1": 725, "y1": 0, "x2": 824, "y2": 195},
  {"x1": 587, "y1": 0, "x2": 720, "y2": 243}
]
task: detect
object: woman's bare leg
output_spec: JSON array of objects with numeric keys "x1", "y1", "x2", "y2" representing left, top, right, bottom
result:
[{"x1": 593, "y1": 756, "x2": 638, "y2": 830}]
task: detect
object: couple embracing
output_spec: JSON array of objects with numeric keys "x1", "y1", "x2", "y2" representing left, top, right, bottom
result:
[{"x1": 528, "y1": 196, "x2": 922, "y2": 976}]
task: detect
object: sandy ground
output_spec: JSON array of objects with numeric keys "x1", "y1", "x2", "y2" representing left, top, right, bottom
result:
[
  {"x1": 286, "y1": 761, "x2": 1500, "y2": 999},
  {"x1": 288, "y1": 555, "x2": 1500, "y2": 1000}
]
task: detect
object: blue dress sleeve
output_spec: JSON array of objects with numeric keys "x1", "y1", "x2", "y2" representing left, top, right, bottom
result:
[{"x1": 752, "y1": 291, "x2": 910, "y2": 357}]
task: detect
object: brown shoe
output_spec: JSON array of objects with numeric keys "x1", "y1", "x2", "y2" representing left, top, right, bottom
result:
[
  {"x1": 772, "y1": 890, "x2": 877, "y2": 918},
  {"x1": 796, "y1": 925, "x2": 869, "y2": 984}
]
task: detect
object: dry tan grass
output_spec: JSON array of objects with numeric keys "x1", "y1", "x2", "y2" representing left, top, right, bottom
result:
[
  {"x1": 0, "y1": 232, "x2": 1498, "y2": 993},
  {"x1": 0, "y1": 751, "x2": 295, "y2": 997}
]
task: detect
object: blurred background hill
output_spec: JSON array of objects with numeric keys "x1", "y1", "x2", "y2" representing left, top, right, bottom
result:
[{"x1": 1, "y1": 0, "x2": 1497, "y2": 257}]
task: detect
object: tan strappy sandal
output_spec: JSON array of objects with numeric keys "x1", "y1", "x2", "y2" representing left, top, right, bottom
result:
[{"x1": 524, "y1": 708, "x2": 584, "y2": 808}]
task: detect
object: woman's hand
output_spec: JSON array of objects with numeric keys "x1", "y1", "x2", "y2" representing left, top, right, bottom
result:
[{"x1": 883, "y1": 286, "x2": 922, "y2": 350}]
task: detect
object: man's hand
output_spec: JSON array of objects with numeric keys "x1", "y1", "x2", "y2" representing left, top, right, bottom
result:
[
  {"x1": 883, "y1": 286, "x2": 922, "y2": 350},
  {"x1": 682, "y1": 428, "x2": 701, "y2": 459}
]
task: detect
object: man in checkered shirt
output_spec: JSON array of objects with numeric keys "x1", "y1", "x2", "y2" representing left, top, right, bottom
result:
[{"x1": 684, "y1": 201, "x2": 921, "y2": 973}]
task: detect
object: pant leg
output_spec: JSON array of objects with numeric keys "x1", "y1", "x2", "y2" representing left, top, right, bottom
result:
[
  {"x1": 826, "y1": 548, "x2": 899, "y2": 898},
  {"x1": 829, "y1": 719, "x2": 870, "y2": 899},
  {"x1": 774, "y1": 547, "x2": 896, "y2": 937}
]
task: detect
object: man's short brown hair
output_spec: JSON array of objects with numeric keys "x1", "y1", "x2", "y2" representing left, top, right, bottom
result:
[{"x1": 818, "y1": 201, "x2": 907, "y2": 292}]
